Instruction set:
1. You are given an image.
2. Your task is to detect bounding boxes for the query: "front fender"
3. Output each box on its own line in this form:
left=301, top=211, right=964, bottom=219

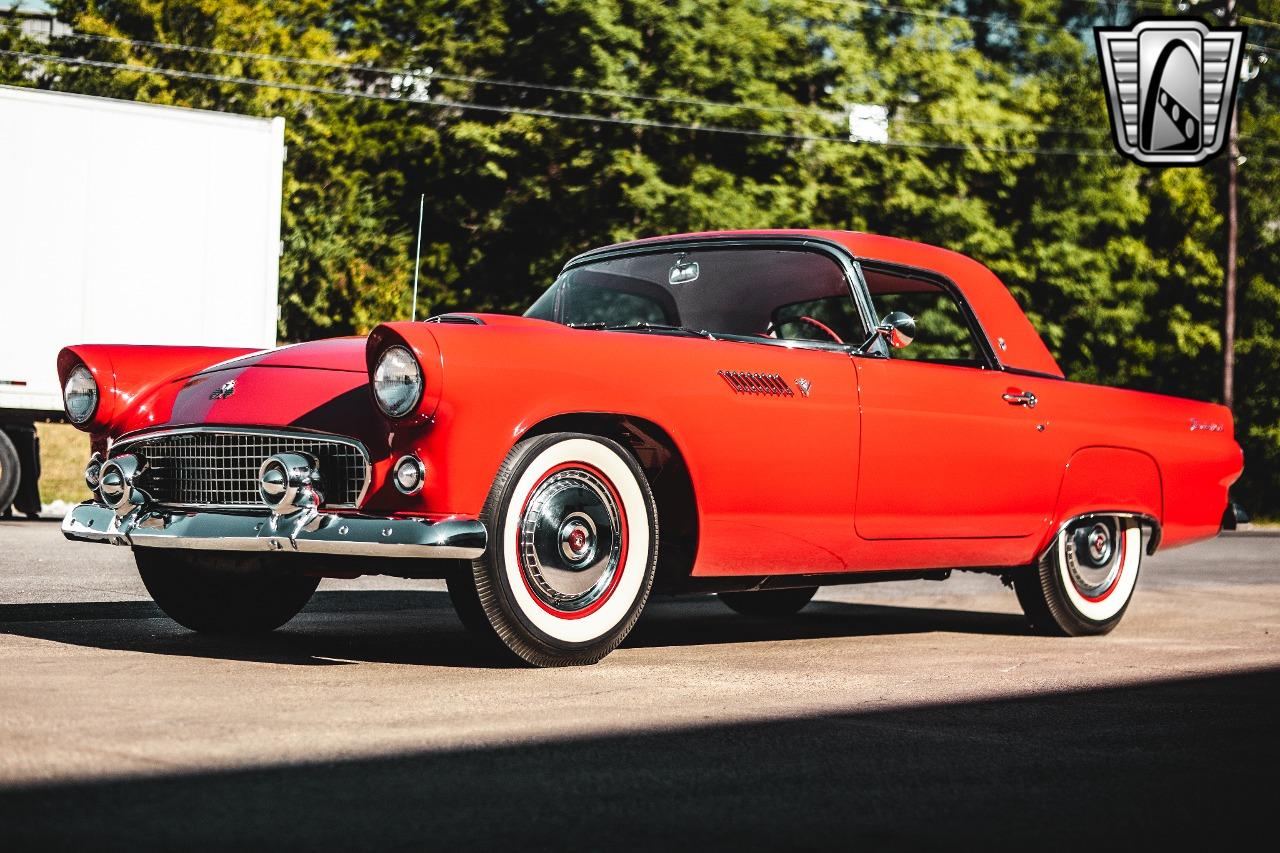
left=58, top=344, right=258, bottom=437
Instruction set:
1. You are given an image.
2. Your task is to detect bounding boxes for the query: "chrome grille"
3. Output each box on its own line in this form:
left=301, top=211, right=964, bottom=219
left=114, top=429, right=369, bottom=509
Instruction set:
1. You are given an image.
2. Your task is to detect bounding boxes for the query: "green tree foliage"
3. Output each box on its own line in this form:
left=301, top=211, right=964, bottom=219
left=1, top=0, right=1276, bottom=513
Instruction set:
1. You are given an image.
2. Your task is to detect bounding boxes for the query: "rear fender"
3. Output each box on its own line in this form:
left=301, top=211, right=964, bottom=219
left=1043, top=446, right=1163, bottom=555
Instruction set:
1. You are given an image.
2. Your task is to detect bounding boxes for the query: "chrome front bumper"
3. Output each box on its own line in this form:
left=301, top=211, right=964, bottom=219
left=61, top=501, right=487, bottom=560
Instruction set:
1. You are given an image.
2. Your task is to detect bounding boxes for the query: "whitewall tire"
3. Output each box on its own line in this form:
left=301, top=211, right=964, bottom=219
left=1015, top=516, right=1143, bottom=636
left=455, top=432, right=659, bottom=667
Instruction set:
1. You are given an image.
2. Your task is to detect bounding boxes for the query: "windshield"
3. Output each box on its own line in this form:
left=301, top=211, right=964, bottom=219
left=525, top=247, right=866, bottom=347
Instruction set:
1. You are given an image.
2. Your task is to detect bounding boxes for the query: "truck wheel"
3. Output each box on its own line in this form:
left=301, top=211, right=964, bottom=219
left=135, top=549, right=320, bottom=634
left=454, top=432, right=659, bottom=667
left=0, top=430, right=20, bottom=516
left=719, top=586, right=817, bottom=618
left=1014, top=516, right=1143, bottom=636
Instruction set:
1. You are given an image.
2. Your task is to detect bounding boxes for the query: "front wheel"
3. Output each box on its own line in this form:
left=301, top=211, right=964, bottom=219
left=452, top=432, right=659, bottom=667
left=135, top=549, right=320, bottom=634
left=1014, top=516, right=1143, bottom=636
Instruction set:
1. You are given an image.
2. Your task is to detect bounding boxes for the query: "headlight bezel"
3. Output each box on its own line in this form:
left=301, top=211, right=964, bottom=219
left=63, top=364, right=99, bottom=425
left=372, top=345, right=424, bottom=419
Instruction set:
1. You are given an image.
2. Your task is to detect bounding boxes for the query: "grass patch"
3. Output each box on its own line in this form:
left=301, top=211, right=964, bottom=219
left=36, top=421, right=90, bottom=505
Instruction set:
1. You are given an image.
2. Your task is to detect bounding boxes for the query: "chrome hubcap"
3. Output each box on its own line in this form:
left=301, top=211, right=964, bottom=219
left=557, top=512, right=597, bottom=565
left=518, top=468, right=622, bottom=612
left=1066, top=519, right=1122, bottom=598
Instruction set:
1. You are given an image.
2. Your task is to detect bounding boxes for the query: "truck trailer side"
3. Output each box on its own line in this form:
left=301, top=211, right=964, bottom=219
left=0, top=85, right=284, bottom=515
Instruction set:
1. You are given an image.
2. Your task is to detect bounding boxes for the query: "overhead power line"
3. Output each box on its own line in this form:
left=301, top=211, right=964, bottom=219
left=820, top=0, right=1279, bottom=35
left=0, top=19, right=1108, bottom=136
left=1241, top=15, right=1280, bottom=32
left=0, top=47, right=1120, bottom=157
left=813, top=0, right=1066, bottom=33
left=4, top=5, right=1268, bottom=151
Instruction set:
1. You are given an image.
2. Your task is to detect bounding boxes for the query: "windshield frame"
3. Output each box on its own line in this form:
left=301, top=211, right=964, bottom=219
left=548, top=235, right=879, bottom=354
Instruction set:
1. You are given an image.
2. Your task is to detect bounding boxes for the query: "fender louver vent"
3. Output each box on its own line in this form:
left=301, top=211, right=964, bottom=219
left=718, top=370, right=794, bottom=396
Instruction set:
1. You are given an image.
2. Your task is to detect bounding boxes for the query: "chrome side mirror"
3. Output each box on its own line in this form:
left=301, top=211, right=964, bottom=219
left=860, top=311, right=916, bottom=351
left=880, top=311, right=916, bottom=349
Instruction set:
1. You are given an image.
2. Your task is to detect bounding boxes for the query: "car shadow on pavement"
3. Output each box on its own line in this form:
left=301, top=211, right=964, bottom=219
left=0, top=590, right=1029, bottom=668
left=630, top=595, right=1028, bottom=649
left=1, top=666, right=1275, bottom=850
left=0, top=591, right=507, bottom=669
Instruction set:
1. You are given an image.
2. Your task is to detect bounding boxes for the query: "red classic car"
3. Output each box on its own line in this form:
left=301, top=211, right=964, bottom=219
left=58, top=230, right=1243, bottom=666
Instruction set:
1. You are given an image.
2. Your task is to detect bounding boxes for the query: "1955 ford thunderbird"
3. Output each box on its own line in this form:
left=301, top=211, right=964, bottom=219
left=58, top=230, right=1244, bottom=666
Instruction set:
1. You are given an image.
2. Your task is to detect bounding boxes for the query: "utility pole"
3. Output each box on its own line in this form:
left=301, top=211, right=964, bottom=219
left=1223, top=0, right=1239, bottom=410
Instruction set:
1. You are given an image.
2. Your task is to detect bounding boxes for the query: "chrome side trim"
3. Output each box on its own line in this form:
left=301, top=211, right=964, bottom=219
left=62, top=502, right=486, bottom=560
left=111, top=426, right=373, bottom=510
left=1043, top=511, right=1162, bottom=560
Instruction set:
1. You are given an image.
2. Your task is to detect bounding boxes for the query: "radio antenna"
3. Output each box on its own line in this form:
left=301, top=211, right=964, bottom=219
left=411, top=193, right=425, bottom=321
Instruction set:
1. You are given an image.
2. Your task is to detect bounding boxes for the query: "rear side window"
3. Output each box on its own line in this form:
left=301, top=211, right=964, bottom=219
left=864, top=267, right=988, bottom=367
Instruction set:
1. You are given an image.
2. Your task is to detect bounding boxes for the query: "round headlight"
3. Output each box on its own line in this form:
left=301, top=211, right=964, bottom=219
left=373, top=346, right=422, bottom=418
left=63, top=365, right=99, bottom=424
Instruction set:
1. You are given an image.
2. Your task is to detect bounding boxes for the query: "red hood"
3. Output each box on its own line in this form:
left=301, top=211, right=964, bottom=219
left=58, top=338, right=379, bottom=443
left=135, top=338, right=378, bottom=441
left=195, top=337, right=368, bottom=375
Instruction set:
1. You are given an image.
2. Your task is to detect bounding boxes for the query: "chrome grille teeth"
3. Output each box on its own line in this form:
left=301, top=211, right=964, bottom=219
left=717, top=370, right=794, bottom=397
left=110, top=429, right=368, bottom=508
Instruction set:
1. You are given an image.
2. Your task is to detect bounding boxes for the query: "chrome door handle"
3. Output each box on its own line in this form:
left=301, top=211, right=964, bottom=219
left=1002, top=390, right=1037, bottom=408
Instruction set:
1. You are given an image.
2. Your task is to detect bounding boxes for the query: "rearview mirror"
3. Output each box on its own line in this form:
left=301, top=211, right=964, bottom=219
left=860, top=311, right=916, bottom=352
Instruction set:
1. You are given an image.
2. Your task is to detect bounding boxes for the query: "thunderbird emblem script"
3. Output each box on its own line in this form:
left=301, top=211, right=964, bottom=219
left=1095, top=19, right=1245, bottom=165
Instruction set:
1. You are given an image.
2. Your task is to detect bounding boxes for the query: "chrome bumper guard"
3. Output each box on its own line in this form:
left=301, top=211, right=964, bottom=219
left=61, top=501, right=487, bottom=560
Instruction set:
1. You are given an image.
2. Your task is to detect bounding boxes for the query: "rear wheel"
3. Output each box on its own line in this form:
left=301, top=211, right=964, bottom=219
left=719, top=586, right=817, bottom=618
left=450, top=432, right=659, bottom=667
left=1014, top=516, right=1143, bottom=636
left=135, top=549, right=320, bottom=634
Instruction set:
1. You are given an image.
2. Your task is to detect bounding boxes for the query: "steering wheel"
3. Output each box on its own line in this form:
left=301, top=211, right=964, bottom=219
left=762, top=313, right=844, bottom=343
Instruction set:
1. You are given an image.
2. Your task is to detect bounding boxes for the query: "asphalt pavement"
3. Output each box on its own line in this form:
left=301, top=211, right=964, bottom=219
left=0, top=519, right=1276, bottom=850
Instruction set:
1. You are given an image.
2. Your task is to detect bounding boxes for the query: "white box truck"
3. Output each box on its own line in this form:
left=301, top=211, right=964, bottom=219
left=0, top=85, right=284, bottom=516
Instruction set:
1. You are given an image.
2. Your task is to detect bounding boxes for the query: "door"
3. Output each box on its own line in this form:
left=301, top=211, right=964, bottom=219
left=853, top=266, right=1061, bottom=540
left=541, top=240, right=869, bottom=574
